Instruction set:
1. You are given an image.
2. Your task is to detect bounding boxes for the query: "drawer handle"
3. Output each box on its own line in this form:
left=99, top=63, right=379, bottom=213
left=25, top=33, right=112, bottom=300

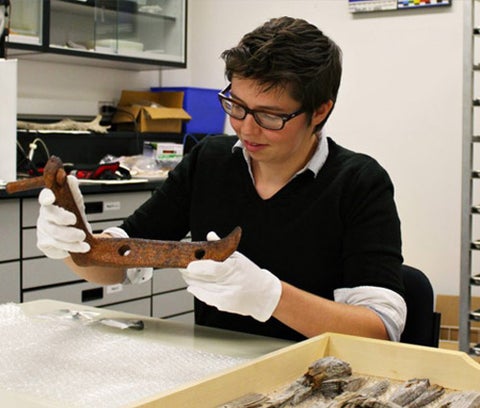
left=85, top=202, right=103, bottom=214
left=82, top=287, right=103, bottom=302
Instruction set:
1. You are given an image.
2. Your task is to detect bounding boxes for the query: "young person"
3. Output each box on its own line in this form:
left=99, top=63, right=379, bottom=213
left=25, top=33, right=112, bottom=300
left=36, top=16, right=406, bottom=342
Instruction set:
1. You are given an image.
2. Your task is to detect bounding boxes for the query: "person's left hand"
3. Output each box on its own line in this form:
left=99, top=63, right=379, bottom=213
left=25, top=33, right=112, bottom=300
left=181, top=232, right=282, bottom=322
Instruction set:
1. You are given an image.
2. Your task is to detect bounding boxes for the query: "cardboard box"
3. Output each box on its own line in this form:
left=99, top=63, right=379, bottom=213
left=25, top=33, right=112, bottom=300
left=112, top=90, right=191, bottom=133
left=436, top=294, right=480, bottom=342
left=151, top=87, right=226, bottom=134
left=133, top=333, right=480, bottom=407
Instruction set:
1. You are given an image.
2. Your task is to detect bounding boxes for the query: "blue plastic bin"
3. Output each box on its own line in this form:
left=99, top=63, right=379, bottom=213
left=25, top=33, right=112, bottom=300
left=151, top=87, right=226, bottom=134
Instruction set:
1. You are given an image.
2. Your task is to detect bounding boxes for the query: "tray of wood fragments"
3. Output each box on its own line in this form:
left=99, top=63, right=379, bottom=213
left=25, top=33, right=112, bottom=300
left=131, top=333, right=480, bottom=408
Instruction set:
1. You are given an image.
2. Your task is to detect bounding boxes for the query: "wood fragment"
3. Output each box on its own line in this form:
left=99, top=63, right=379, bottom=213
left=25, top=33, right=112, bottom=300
left=264, top=378, right=312, bottom=407
left=17, top=115, right=110, bottom=134
left=326, top=379, right=391, bottom=408
left=320, top=377, right=367, bottom=398
left=306, top=356, right=353, bottom=389
left=405, top=383, right=445, bottom=408
left=216, top=357, right=480, bottom=408
left=438, top=391, right=480, bottom=408
left=389, top=379, right=430, bottom=406
left=347, top=396, right=401, bottom=408
left=360, top=380, right=391, bottom=398
left=217, top=392, right=269, bottom=408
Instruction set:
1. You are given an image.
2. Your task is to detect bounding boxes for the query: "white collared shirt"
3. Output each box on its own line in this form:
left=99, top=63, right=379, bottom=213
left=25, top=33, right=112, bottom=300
left=233, top=130, right=329, bottom=182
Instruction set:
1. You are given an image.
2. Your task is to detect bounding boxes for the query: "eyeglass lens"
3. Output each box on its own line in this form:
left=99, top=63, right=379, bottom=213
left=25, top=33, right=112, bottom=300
left=220, top=98, right=285, bottom=130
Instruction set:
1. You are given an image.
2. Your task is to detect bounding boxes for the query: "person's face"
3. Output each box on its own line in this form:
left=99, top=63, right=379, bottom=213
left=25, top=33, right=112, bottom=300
left=228, top=77, right=332, bottom=168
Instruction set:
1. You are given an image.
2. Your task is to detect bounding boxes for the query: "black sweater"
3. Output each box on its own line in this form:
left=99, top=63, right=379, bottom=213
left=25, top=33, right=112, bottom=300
left=121, top=136, right=404, bottom=341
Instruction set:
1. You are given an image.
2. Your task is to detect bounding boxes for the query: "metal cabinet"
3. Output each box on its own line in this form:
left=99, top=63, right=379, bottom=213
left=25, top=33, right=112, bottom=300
left=20, top=190, right=154, bottom=313
left=8, top=0, right=187, bottom=70
left=23, top=279, right=151, bottom=306
left=22, top=191, right=152, bottom=227
left=105, top=297, right=151, bottom=316
left=152, top=268, right=194, bottom=323
left=0, top=199, right=20, bottom=262
left=0, top=200, right=21, bottom=304
left=0, top=185, right=195, bottom=320
left=0, top=262, right=20, bottom=303
left=461, top=0, right=480, bottom=357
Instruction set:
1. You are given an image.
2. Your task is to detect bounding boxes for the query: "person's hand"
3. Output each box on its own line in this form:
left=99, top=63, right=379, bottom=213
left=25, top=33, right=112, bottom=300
left=36, top=175, right=91, bottom=259
left=182, top=232, right=282, bottom=322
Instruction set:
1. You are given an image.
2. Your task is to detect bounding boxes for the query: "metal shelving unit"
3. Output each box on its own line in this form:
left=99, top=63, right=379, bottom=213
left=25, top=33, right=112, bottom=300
left=460, top=0, right=480, bottom=356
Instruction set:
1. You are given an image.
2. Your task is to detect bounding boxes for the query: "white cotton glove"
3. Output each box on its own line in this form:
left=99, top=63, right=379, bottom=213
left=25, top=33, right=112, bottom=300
left=182, top=232, right=282, bottom=322
left=36, top=175, right=91, bottom=259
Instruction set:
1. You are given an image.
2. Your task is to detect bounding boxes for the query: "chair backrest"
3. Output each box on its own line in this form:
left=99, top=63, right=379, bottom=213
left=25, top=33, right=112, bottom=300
left=399, top=264, right=441, bottom=347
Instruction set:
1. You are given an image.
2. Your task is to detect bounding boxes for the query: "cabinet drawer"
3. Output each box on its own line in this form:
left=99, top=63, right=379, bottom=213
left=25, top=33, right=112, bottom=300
left=102, top=298, right=151, bottom=316
left=23, top=280, right=151, bottom=306
left=22, top=191, right=151, bottom=227
left=22, top=258, right=80, bottom=288
left=167, top=312, right=195, bottom=324
left=152, top=268, right=186, bottom=294
left=22, top=220, right=128, bottom=259
left=152, top=289, right=194, bottom=318
left=0, top=199, right=20, bottom=261
left=0, top=261, right=20, bottom=303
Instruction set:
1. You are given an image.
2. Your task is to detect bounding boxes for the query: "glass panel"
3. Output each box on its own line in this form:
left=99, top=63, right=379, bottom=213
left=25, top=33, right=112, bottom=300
left=135, top=0, right=186, bottom=63
left=94, top=0, right=136, bottom=56
left=9, top=0, right=43, bottom=45
left=49, top=0, right=96, bottom=51
left=48, top=0, right=185, bottom=63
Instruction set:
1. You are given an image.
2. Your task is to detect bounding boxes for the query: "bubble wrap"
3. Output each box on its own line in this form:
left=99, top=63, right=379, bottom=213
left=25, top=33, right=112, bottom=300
left=0, top=304, right=249, bottom=407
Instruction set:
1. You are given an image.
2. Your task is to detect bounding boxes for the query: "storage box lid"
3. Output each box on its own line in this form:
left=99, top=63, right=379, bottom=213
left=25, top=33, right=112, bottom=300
left=113, top=90, right=191, bottom=124
left=144, top=106, right=191, bottom=120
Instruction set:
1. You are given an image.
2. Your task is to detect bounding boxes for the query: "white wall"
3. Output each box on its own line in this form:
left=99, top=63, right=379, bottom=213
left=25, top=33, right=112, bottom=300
left=162, top=0, right=464, bottom=298
left=17, top=60, right=160, bottom=117
left=17, top=1, right=466, bottom=298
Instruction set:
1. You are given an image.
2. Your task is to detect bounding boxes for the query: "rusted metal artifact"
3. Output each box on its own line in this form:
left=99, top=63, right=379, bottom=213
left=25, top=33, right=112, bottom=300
left=6, top=156, right=241, bottom=269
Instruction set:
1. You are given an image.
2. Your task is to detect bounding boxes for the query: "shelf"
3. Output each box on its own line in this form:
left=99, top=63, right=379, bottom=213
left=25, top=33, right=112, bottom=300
left=470, top=240, right=480, bottom=249
left=8, top=34, right=41, bottom=46
left=470, top=309, right=480, bottom=321
left=53, top=0, right=177, bottom=21
left=7, top=47, right=178, bottom=71
left=7, top=0, right=186, bottom=69
left=472, top=204, right=480, bottom=213
left=472, top=343, right=480, bottom=356
left=56, top=0, right=136, bottom=14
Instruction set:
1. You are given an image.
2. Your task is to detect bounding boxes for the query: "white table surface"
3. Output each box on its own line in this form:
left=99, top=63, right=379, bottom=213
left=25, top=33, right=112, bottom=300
left=1, top=299, right=293, bottom=407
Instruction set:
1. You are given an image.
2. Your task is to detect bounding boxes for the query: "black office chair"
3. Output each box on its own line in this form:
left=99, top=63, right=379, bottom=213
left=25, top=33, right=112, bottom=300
left=399, top=264, right=441, bottom=347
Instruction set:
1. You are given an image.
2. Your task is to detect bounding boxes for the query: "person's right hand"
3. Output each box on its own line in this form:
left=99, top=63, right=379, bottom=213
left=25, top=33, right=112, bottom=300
left=36, top=175, right=91, bottom=259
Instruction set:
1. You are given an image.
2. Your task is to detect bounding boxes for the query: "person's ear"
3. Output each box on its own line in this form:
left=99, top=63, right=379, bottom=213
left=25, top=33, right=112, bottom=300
left=312, top=100, right=334, bottom=127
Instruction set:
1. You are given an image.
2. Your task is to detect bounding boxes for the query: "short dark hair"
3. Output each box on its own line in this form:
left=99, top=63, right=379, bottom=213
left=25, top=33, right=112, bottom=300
left=221, top=16, right=342, bottom=130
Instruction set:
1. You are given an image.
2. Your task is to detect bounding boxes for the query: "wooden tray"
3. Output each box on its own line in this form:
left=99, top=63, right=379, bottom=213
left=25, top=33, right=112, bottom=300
left=131, top=332, right=480, bottom=407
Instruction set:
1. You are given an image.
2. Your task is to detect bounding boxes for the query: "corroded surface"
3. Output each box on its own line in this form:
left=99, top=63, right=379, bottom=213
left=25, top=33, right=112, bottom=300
left=6, top=156, right=242, bottom=268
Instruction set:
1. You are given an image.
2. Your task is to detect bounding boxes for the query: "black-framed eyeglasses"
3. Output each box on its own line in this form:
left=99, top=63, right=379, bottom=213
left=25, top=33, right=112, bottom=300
left=217, top=84, right=305, bottom=131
